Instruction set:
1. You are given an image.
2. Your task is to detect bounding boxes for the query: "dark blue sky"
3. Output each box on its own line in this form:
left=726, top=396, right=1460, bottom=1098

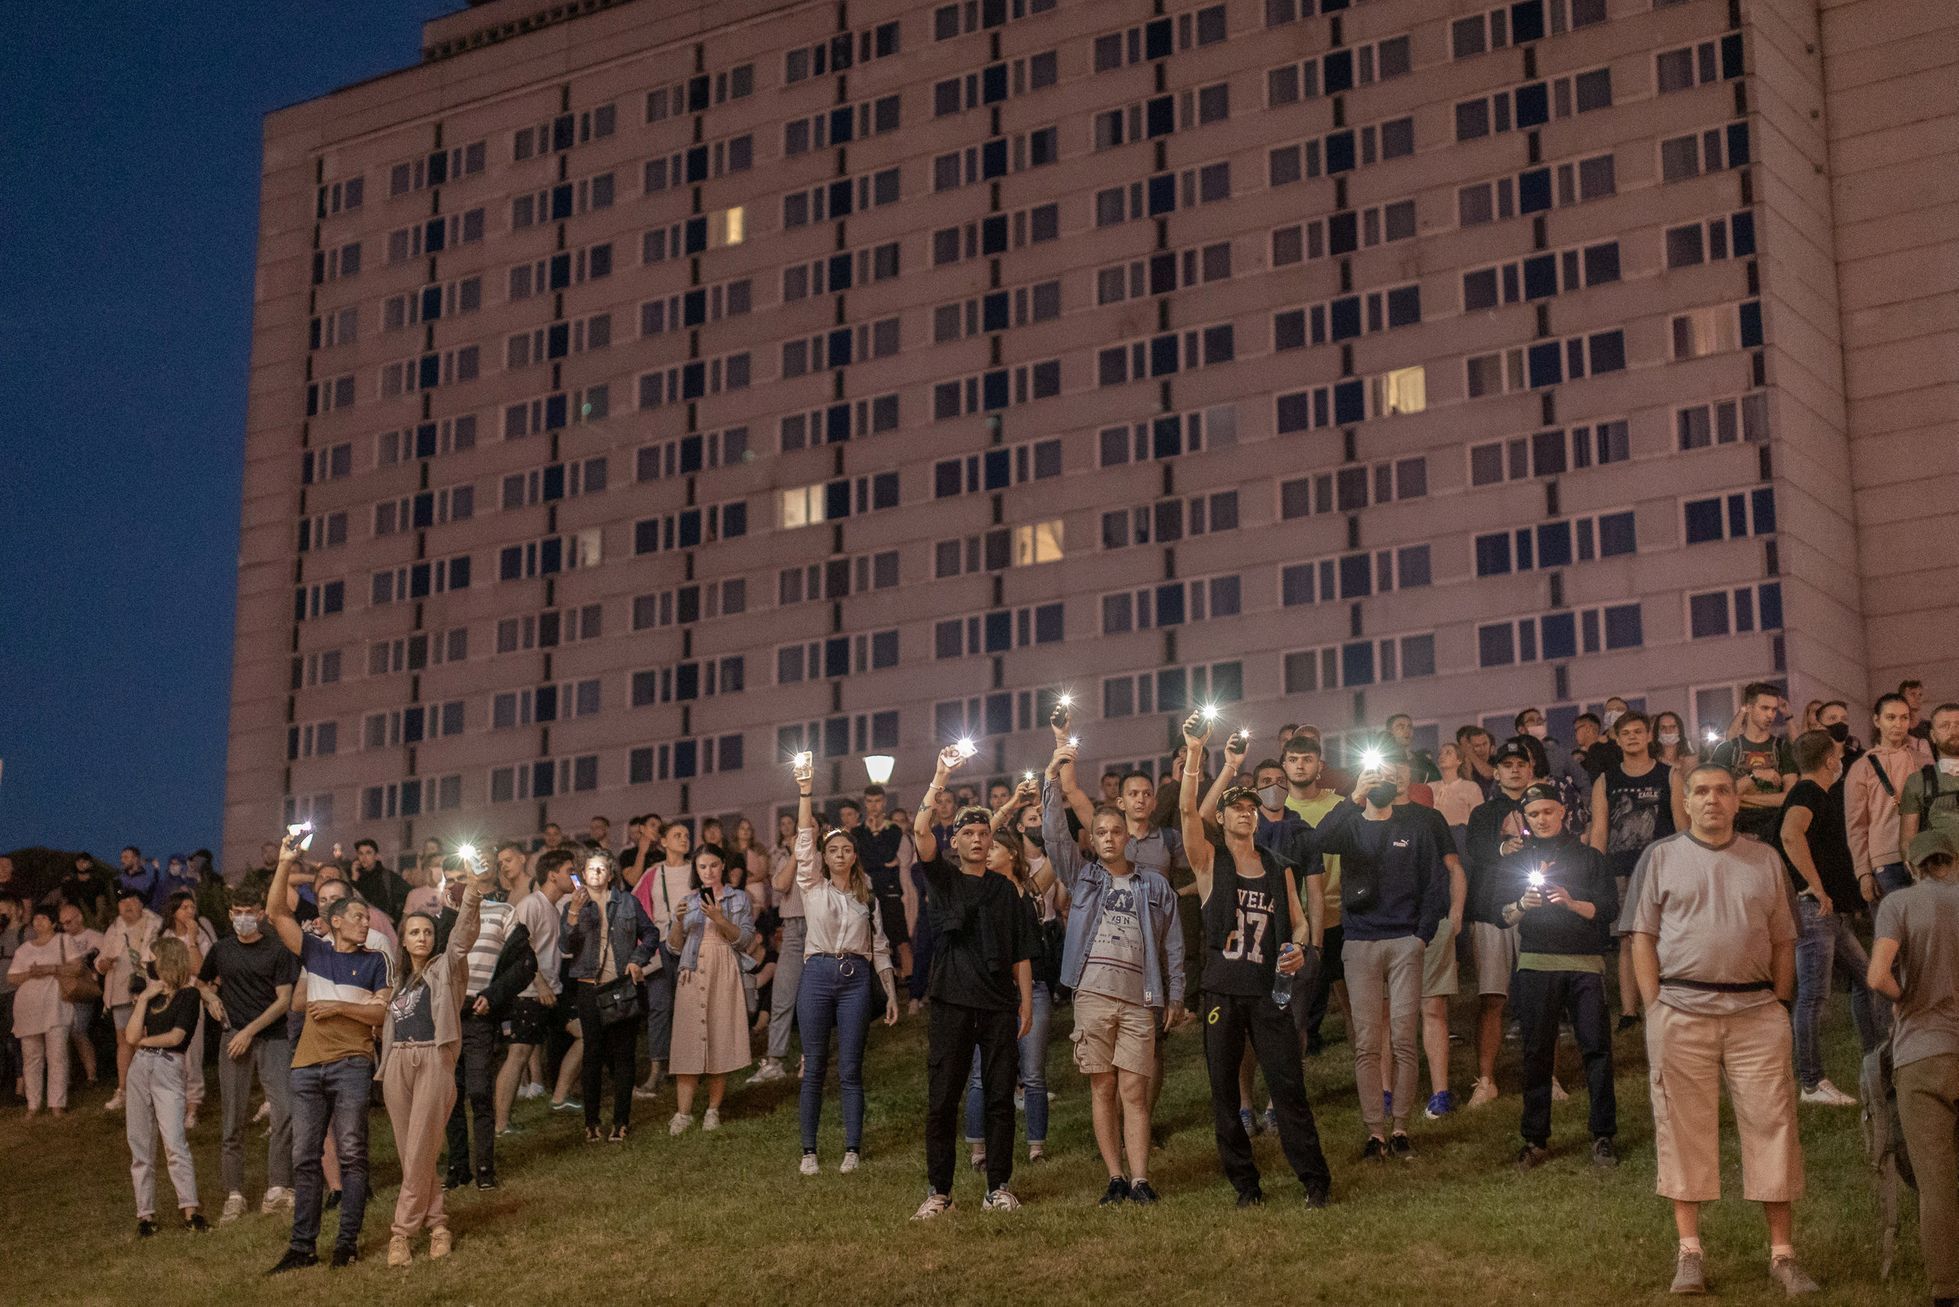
left=0, top=2, right=455, bottom=862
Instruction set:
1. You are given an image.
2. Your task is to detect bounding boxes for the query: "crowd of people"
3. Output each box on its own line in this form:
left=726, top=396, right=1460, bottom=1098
left=3, top=678, right=1957, bottom=1304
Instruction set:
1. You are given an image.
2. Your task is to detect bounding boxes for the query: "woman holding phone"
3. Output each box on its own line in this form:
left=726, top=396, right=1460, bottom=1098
left=375, top=857, right=488, bottom=1267
left=666, top=844, right=755, bottom=1134
left=562, top=851, right=658, bottom=1142
left=791, top=755, right=901, bottom=1174
left=122, top=935, right=206, bottom=1235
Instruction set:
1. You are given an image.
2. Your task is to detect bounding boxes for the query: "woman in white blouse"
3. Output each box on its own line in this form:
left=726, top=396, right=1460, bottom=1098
left=791, top=756, right=900, bottom=1174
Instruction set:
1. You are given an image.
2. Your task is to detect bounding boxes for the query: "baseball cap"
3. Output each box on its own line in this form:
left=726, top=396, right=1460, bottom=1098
left=1493, top=739, right=1534, bottom=766
left=1521, top=782, right=1563, bottom=806
left=1219, top=785, right=1262, bottom=810
left=1909, top=828, right=1956, bottom=866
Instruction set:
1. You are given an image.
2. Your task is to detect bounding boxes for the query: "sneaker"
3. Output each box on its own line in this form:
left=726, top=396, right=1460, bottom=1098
left=1235, top=1188, right=1264, bottom=1208
left=632, top=1085, right=662, bottom=1100
left=183, top=1110, right=199, bottom=1130
left=1098, top=1177, right=1130, bottom=1206
left=1388, top=1132, right=1414, bottom=1161
left=136, top=1219, right=157, bottom=1239
left=1027, top=1142, right=1045, bottom=1163
left=443, top=1171, right=469, bottom=1191
left=970, top=1145, right=987, bottom=1171
left=1128, top=1179, right=1161, bottom=1206
left=266, top=1249, right=318, bottom=1275
left=1592, top=1137, right=1620, bottom=1169
left=260, top=1187, right=293, bottom=1214
left=1616, top=1013, right=1641, bottom=1033
left=1260, top=1106, right=1278, bottom=1134
left=1670, top=1247, right=1707, bottom=1295
left=1303, top=1183, right=1330, bottom=1209
left=668, top=1113, right=693, bottom=1136
left=552, top=1098, right=583, bottom=1113
left=749, top=1059, right=787, bottom=1085
left=910, top=1192, right=954, bottom=1221
left=1515, top=1143, right=1549, bottom=1173
left=104, top=1091, right=125, bottom=1112
left=1238, top=1107, right=1257, bottom=1137
left=982, top=1186, right=1021, bottom=1212
left=1466, top=1078, right=1499, bottom=1110
left=839, top=1151, right=860, bottom=1173
left=495, top=1123, right=524, bottom=1137
left=253, top=1100, right=270, bottom=1123
left=329, top=1246, right=358, bottom=1269
left=184, top=1211, right=210, bottom=1232
left=518, top=1082, right=546, bottom=1100
left=1799, top=1079, right=1856, bottom=1108
left=702, top=1108, right=721, bottom=1131
left=221, top=1192, right=247, bottom=1224
left=1424, top=1090, right=1456, bottom=1120
left=1014, top=1087, right=1026, bottom=1112
left=428, top=1227, right=452, bottom=1259
left=800, top=1153, right=820, bottom=1177
left=1550, top=1078, right=1569, bottom=1102
left=475, top=1171, right=498, bottom=1190
left=324, top=1189, right=342, bottom=1210
left=388, top=1235, right=411, bottom=1268
left=1767, top=1254, right=1819, bottom=1296
left=1362, top=1136, right=1389, bottom=1164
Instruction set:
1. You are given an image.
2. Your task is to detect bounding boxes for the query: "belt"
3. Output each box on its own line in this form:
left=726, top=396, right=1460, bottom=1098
left=809, top=950, right=870, bottom=962
left=1660, top=976, right=1773, bottom=993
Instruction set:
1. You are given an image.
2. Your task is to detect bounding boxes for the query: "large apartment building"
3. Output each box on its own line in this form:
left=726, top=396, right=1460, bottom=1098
left=223, top=0, right=1956, bottom=866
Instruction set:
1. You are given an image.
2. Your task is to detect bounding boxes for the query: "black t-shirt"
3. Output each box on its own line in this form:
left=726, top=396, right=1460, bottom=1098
left=388, top=975, right=438, bottom=1043
left=198, top=934, right=301, bottom=1041
left=1775, top=778, right=1857, bottom=905
left=1711, top=733, right=1796, bottom=841
left=918, top=856, right=1036, bottom=1011
left=142, top=988, right=203, bottom=1044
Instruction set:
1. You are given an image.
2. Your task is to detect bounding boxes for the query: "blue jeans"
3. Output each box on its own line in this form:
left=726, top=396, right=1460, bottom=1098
left=288, top=1055, right=373, bottom=1255
left=1792, top=895, right=1885, bottom=1089
left=1875, top=861, right=1912, bottom=896
left=965, top=981, right=1050, bottom=1145
left=796, top=954, right=874, bottom=1152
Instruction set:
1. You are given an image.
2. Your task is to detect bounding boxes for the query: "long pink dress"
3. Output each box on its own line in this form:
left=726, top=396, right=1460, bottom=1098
left=670, top=922, right=751, bottom=1077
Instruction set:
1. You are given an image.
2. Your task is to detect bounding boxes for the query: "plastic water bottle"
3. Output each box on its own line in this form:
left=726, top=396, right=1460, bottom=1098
left=1272, top=943, right=1298, bottom=1009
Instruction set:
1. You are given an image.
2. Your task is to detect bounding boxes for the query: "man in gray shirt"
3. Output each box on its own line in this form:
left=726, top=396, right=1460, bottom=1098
left=1622, top=762, right=1814, bottom=1297
left=1868, top=828, right=1959, bottom=1305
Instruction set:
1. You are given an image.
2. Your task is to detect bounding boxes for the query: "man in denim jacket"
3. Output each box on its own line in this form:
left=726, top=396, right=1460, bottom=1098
left=1043, top=746, right=1185, bottom=1205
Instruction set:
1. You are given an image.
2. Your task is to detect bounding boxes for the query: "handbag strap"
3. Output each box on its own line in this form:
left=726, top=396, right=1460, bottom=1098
left=595, top=892, right=613, bottom=979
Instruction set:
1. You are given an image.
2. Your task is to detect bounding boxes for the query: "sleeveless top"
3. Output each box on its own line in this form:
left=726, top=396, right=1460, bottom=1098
left=1602, top=760, right=1674, bottom=878
left=1202, top=843, right=1293, bottom=997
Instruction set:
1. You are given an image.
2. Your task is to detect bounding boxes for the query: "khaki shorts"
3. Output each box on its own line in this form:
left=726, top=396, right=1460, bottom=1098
left=1071, top=990, right=1158, bottom=1077
left=1422, top=917, right=1461, bottom=998
left=1469, top=921, right=1520, bottom=996
left=1647, top=1001, right=1803, bottom=1203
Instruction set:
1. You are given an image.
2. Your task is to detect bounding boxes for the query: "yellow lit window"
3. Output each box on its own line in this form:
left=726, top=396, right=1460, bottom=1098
left=1013, top=520, right=1064, bottom=566
left=780, top=483, right=824, bottom=529
left=709, top=205, right=745, bottom=248
left=1372, top=365, right=1426, bottom=415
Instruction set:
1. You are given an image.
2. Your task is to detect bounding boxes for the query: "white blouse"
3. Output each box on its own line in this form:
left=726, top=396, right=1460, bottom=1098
left=794, top=828, right=894, bottom=975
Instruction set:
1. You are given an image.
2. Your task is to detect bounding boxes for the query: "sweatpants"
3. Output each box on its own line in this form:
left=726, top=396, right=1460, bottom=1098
left=925, top=1000, right=1016, bottom=1196
left=1202, top=989, right=1331, bottom=1198
left=1344, top=934, right=1424, bottom=1133
left=126, top=1049, right=198, bottom=1219
left=383, top=1042, right=458, bottom=1239
left=766, top=918, right=806, bottom=1061
left=218, top=1035, right=293, bottom=1196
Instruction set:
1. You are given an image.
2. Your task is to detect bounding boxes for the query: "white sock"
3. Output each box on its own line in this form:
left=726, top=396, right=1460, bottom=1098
left=1770, top=1244, right=1795, bottom=1261
left=1678, top=1237, right=1703, bottom=1255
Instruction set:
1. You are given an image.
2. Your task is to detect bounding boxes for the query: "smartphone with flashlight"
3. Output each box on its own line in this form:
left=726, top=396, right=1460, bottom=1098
left=286, top=821, right=315, bottom=852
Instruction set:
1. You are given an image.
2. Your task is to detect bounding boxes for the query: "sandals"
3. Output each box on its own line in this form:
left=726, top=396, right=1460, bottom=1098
left=584, top=1125, right=603, bottom=1144
left=608, top=1124, right=630, bottom=1144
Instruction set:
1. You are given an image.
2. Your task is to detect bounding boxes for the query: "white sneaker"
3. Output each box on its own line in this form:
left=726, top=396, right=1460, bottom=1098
left=518, top=1082, right=546, bottom=1100
left=910, top=1192, right=953, bottom=1221
left=982, top=1186, right=1022, bottom=1212
left=253, top=1100, right=269, bottom=1123
left=1550, top=1079, right=1569, bottom=1103
left=104, top=1092, right=125, bottom=1113
left=749, top=1059, right=787, bottom=1085
left=669, top=1113, right=694, bottom=1136
left=220, top=1192, right=247, bottom=1224
left=799, top=1153, right=820, bottom=1176
left=184, top=1108, right=199, bottom=1129
left=1465, top=1078, right=1499, bottom=1110
left=260, top=1187, right=293, bottom=1214
left=703, top=1108, right=721, bottom=1131
left=1800, top=1078, right=1857, bottom=1107
left=840, top=1150, right=860, bottom=1174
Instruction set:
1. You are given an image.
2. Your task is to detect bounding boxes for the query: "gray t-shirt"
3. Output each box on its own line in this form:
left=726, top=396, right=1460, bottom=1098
left=1077, top=878, right=1147, bottom=1005
left=1620, top=831, right=1796, bottom=1015
left=1875, top=878, right=1959, bottom=1067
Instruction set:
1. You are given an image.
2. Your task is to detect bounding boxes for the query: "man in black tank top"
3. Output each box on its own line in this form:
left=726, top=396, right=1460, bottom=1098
left=1584, top=711, right=1681, bottom=1031
left=1180, top=714, right=1332, bottom=1208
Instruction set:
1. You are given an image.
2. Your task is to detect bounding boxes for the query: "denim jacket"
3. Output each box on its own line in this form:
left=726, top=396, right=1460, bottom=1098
left=672, top=886, right=755, bottom=973
left=561, top=890, right=659, bottom=982
left=1041, top=781, right=1185, bottom=1008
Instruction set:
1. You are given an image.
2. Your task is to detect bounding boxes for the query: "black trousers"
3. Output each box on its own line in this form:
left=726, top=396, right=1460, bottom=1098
left=1513, top=967, right=1616, bottom=1146
left=445, top=1012, right=499, bottom=1179
left=575, top=982, right=639, bottom=1130
left=1304, top=925, right=1344, bottom=1043
left=1203, top=990, right=1332, bottom=1198
left=925, top=1000, right=1017, bottom=1196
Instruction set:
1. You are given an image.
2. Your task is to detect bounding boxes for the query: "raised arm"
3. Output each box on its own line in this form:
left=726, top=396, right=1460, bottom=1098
left=1586, top=775, right=1608, bottom=853
left=793, top=758, right=823, bottom=891
left=1197, top=730, right=1249, bottom=823
left=1178, top=713, right=1216, bottom=901
left=442, top=865, right=490, bottom=965
left=1041, top=764, right=1085, bottom=892
left=912, top=745, right=965, bottom=863
left=267, top=833, right=307, bottom=956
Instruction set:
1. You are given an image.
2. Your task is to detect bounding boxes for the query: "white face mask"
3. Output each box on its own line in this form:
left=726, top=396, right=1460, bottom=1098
left=231, top=914, right=260, bottom=937
left=1603, top=709, right=1623, bottom=729
left=1657, top=731, right=1682, bottom=747
left=1525, top=723, right=1549, bottom=740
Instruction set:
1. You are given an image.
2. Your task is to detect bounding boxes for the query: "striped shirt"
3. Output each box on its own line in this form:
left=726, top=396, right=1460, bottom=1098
left=293, top=932, right=390, bottom=1068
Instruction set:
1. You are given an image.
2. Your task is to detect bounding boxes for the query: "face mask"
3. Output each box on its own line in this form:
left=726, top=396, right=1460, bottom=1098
left=1257, top=783, right=1287, bottom=810
left=1657, top=731, right=1682, bottom=747
left=1603, top=710, right=1623, bottom=729
left=231, top=914, right=259, bottom=937
left=1022, top=830, right=1045, bottom=851
left=1525, top=723, right=1549, bottom=740
left=1825, top=722, right=1849, bottom=743
left=1365, top=783, right=1400, bottom=809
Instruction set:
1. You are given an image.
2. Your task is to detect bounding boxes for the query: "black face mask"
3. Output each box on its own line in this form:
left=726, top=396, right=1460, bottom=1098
left=1825, top=722, right=1850, bottom=743
left=1021, top=830, right=1045, bottom=851
left=1365, top=783, right=1399, bottom=809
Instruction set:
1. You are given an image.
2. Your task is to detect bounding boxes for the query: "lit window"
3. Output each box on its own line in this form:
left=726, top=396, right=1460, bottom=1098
left=1013, top=520, right=1064, bottom=566
left=1371, top=365, right=1425, bottom=415
left=709, top=206, right=745, bottom=248
left=780, top=484, right=825, bottom=529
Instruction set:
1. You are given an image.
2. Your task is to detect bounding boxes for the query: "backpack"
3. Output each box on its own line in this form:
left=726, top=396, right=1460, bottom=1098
left=1858, top=1038, right=1916, bottom=1282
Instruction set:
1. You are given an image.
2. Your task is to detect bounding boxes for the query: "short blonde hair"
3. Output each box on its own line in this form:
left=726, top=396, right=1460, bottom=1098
left=152, top=935, right=193, bottom=991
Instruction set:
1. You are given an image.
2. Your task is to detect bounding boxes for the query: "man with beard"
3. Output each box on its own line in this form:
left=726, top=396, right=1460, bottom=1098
left=1898, top=703, right=1959, bottom=884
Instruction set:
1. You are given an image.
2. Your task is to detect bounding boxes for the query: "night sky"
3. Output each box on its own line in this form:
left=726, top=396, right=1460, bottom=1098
left=0, top=3, right=455, bottom=863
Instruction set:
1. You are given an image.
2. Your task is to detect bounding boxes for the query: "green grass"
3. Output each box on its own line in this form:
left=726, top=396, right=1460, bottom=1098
left=4, top=998, right=1923, bottom=1307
